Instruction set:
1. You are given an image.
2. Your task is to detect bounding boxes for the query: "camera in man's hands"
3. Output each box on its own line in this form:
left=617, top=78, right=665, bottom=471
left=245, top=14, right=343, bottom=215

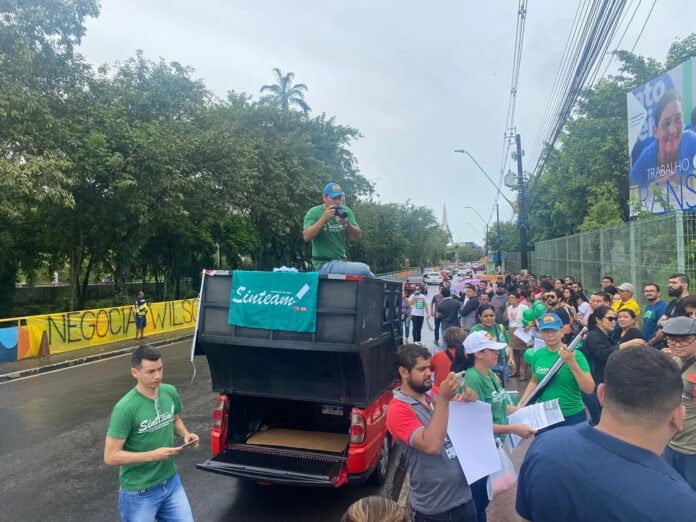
left=333, top=205, right=349, bottom=219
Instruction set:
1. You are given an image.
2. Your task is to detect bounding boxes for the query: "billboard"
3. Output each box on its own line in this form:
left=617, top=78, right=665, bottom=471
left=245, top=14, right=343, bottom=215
left=628, top=57, right=696, bottom=215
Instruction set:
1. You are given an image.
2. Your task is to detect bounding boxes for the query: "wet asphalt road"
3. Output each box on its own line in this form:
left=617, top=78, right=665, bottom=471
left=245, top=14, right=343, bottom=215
left=0, top=282, right=526, bottom=521
left=0, top=340, right=389, bottom=522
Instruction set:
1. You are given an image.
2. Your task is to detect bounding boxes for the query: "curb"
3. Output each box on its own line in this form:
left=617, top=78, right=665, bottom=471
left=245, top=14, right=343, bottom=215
left=0, top=334, right=193, bottom=383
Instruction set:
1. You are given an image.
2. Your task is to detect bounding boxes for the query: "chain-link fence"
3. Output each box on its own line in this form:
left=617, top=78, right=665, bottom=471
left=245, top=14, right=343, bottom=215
left=506, top=211, right=690, bottom=293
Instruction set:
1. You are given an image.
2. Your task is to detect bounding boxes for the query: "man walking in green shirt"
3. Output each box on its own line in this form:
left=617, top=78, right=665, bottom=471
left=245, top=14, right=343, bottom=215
left=104, top=345, right=199, bottom=522
left=303, top=182, right=372, bottom=276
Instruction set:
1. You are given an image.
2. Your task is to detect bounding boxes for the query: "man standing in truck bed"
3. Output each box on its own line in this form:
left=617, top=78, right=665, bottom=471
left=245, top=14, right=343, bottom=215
left=303, top=182, right=372, bottom=276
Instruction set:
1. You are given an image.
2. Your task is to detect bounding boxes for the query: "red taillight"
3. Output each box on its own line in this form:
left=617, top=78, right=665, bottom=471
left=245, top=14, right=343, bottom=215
left=345, top=275, right=365, bottom=281
left=213, top=395, right=228, bottom=428
left=350, top=409, right=366, bottom=444
left=211, top=394, right=229, bottom=455
left=213, top=408, right=223, bottom=429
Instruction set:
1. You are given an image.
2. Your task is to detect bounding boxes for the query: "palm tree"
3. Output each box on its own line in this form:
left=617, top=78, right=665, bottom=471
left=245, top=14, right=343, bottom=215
left=260, top=68, right=311, bottom=113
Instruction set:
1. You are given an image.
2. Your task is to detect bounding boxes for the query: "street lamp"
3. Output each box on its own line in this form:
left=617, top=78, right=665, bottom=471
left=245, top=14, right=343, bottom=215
left=463, top=206, right=489, bottom=257
left=455, top=149, right=512, bottom=271
left=467, top=222, right=486, bottom=244
left=454, top=149, right=518, bottom=212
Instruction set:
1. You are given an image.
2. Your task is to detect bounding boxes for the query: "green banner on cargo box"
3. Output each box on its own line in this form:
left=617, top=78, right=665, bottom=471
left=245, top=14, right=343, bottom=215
left=228, top=271, right=320, bottom=333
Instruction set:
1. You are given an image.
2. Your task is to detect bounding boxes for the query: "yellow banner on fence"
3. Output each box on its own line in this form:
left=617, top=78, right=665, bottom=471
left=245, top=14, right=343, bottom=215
left=24, top=298, right=198, bottom=357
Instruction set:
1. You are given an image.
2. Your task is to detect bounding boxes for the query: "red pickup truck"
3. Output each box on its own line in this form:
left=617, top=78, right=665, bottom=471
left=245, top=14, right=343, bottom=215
left=192, top=271, right=402, bottom=487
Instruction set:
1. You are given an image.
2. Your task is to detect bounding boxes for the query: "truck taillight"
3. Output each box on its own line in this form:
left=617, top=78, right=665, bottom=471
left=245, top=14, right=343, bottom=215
left=213, top=395, right=228, bottom=429
left=211, top=394, right=229, bottom=455
left=350, top=409, right=366, bottom=444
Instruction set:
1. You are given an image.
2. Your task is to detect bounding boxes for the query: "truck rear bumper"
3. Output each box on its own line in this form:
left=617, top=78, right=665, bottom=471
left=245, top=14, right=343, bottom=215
left=196, top=444, right=347, bottom=487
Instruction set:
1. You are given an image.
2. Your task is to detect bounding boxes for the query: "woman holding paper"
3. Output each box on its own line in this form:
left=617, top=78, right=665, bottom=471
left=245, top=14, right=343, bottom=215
left=463, top=331, right=536, bottom=522
left=519, top=313, right=595, bottom=434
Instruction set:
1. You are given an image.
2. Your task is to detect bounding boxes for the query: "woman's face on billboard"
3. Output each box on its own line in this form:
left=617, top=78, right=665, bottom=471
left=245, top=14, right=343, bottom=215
left=655, top=99, right=684, bottom=157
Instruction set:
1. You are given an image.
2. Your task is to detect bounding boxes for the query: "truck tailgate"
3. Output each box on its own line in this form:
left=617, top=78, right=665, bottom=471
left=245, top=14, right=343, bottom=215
left=196, top=444, right=346, bottom=486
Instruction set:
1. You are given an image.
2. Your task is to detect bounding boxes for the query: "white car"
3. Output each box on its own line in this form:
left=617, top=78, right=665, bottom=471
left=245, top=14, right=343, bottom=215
left=423, top=271, right=444, bottom=285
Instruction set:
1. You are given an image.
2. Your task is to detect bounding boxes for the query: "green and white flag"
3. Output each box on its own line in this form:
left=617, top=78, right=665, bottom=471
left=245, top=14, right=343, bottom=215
left=228, top=271, right=320, bottom=333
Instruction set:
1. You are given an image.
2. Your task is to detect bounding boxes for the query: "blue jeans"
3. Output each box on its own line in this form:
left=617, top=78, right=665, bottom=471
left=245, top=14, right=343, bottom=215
left=402, top=315, right=411, bottom=339
left=118, top=473, right=193, bottom=522
left=664, top=446, right=696, bottom=490
left=318, top=260, right=373, bottom=277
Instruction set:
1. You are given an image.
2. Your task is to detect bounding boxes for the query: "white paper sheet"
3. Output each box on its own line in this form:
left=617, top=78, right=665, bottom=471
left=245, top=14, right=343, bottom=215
left=447, top=400, right=501, bottom=483
left=506, top=399, right=565, bottom=449
left=513, top=327, right=532, bottom=344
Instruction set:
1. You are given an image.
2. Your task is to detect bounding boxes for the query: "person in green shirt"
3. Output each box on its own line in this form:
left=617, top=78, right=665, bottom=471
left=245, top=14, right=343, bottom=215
left=302, top=182, right=372, bottom=276
left=104, top=345, right=198, bottom=522
left=463, top=330, right=536, bottom=522
left=469, top=304, right=515, bottom=386
left=520, top=312, right=595, bottom=435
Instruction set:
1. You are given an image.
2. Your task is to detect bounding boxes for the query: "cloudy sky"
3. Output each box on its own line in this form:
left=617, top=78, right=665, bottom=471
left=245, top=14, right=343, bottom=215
left=79, top=0, right=693, bottom=244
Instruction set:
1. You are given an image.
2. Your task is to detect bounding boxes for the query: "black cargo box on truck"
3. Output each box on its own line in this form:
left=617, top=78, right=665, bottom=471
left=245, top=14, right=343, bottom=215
left=193, top=270, right=403, bottom=487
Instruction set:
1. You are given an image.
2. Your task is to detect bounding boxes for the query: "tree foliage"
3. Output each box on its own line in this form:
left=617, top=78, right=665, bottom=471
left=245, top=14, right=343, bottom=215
left=0, top=2, right=444, bottom=316
left=260, top=68, right=311, bottom=113
left=526, top=34, right=696, bottom=243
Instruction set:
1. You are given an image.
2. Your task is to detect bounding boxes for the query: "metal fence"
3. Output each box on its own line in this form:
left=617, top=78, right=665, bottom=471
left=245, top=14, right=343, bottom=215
left=506, top=211, right=691, bottom=293
left=504, top=252, right=521, bottom=274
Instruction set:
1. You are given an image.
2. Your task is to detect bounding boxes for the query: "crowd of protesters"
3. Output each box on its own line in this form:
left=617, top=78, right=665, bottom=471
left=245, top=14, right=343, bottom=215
left=388, top=270, right=696, bottom=521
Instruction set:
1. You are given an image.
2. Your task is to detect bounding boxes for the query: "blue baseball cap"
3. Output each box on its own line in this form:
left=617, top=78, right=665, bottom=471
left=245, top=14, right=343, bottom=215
left=323, top=182, right=344, bottom=198
left=538, top=312, right=563, bottom=331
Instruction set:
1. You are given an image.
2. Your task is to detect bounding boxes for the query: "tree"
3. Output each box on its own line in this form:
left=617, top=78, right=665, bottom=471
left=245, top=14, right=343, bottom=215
left=0, top=0, right=99, bottom=314
left=0, top=1, right=464, bottom=317
left=526, top=33, right=696, bottom=243
left=485, top=222, right=519, bottom=254
left=260, top=68, right=311, bottom=113
left=452, top=244, right=484, bottom=262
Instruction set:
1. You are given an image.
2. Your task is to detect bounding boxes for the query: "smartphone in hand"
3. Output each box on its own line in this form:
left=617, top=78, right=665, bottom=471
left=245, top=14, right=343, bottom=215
left=179, top=440, right=197, bottom=449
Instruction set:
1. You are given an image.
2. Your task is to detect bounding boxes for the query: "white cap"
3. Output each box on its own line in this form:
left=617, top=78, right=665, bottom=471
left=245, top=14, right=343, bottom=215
left=463, top=331, right=508, bottom=354
left=617, top=283, right=635, bottom=293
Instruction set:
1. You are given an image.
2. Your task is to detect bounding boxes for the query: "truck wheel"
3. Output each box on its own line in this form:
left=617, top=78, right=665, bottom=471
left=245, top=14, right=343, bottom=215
left=368, top=435, right=390, bottom=486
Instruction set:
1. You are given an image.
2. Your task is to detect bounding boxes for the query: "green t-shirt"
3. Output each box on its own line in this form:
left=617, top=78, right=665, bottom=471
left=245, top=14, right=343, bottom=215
left=303, top=204, right=359, bottom=269
left=465, top=367, right=510, bottom=439
left=107, top=383, right=182, bottom=490
left=526, top=346, right=590, bottom=416
left=469, top=323, right=510, bottom=365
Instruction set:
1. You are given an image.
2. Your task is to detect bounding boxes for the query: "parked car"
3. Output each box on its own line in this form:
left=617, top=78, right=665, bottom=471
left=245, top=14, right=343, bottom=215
left=423, top=271, right=444, bottom=285
left=193, top=271, right=402, bottom=488
left=404, top=276, right=427, bottom=295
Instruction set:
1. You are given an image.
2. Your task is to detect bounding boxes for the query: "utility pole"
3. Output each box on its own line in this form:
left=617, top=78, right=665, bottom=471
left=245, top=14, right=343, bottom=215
left=515, top=133, right=529, bottom=270
left=496, top=203, right=501, bottom=272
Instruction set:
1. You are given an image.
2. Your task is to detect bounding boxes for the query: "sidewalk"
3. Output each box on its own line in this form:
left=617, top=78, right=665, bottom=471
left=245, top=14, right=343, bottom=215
left=0, top=328, right=194, bottom=383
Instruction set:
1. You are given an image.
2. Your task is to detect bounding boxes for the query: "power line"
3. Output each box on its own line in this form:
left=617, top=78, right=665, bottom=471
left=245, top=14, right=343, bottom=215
left=530, top=0, right=592, bottom=163
left=629, top=0, right=657, bottom=54
left=593, top=0, right=642, bottom=83
left=489, top=0, right=528, bottom=226
left=528, top=0, right=630, bottom=197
